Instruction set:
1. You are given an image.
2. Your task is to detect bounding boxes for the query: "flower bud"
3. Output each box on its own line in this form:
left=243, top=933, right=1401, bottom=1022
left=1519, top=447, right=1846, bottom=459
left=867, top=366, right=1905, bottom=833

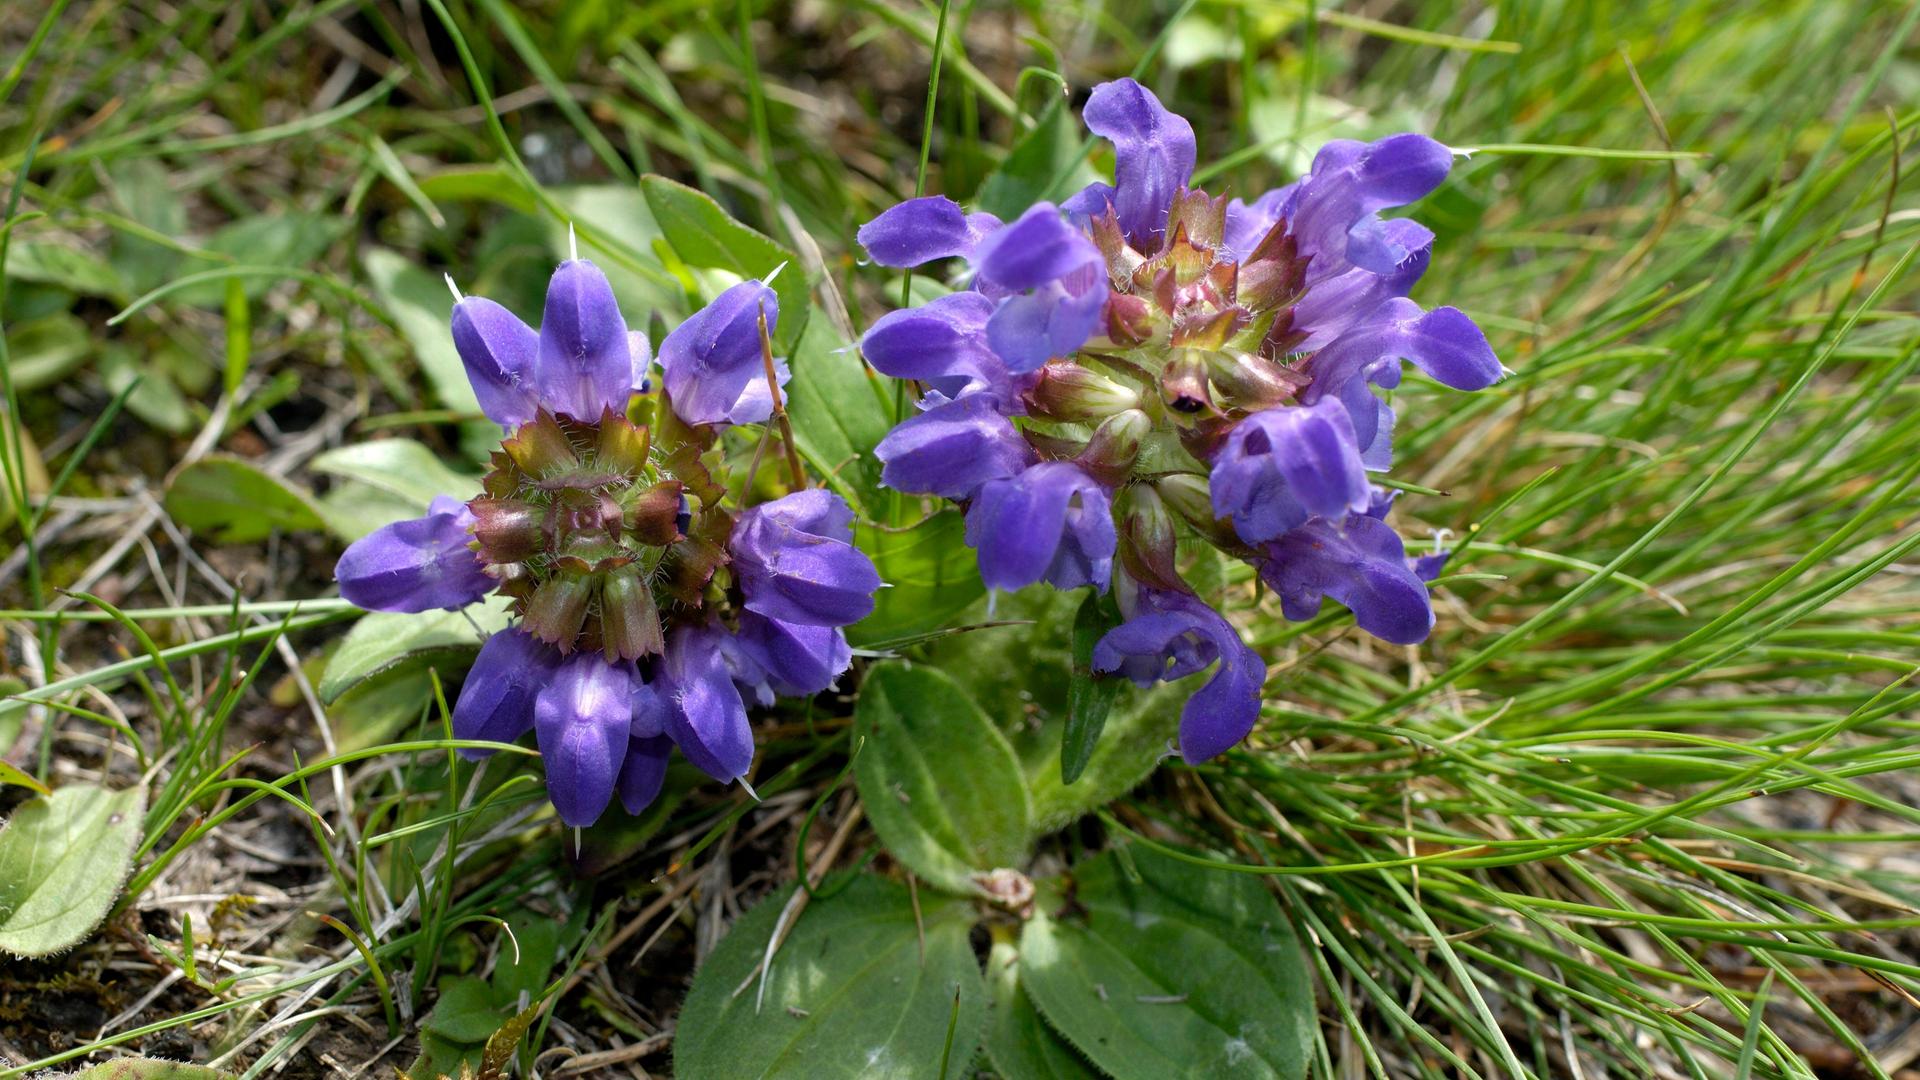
left=1105, top=292, right=1157, bottom=346
left=1025, top=362, right=1142, bottom=422
left=1156, top=473, right=1242, bottom=550
left=1113, top=484, right=1183, bottom=592
left=1204, top=349, right=1308, bottom=412
left=1158, top=351, right=1215, bottom=417
left=1077, top=409, right=1151, bottom=482
left=598, top=566, right=665, bottom=661
left=469, top=498, right=546, bottom=563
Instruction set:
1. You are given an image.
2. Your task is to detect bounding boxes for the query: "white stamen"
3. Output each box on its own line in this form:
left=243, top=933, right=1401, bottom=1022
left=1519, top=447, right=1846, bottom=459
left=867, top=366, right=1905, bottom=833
left=761, top=260, right=789, bottom=288
left=569, top=222, right=579, bottom=262
left=738, top=777, right=762, bottom=802
left=444, top=273, right=464, bottom=302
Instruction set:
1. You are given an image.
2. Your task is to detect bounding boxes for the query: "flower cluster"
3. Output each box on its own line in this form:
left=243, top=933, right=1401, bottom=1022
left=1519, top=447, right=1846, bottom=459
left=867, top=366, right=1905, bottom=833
left=857, top=79, right=1501, bottom=762
left=335, top=258, right=880, bottom=826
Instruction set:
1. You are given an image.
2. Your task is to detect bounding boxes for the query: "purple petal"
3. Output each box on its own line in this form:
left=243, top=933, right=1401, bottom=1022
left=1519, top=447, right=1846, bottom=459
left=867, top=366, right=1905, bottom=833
left=1220, top=183, right=1298, bottom=261
left=451, top=297, right=540, bottom=428
left=534, top=654, right=633, bottom=827
left=1209, top=400, right=1371, bottom=544
left=662, top=625, right=754, bottom=783
left=735, top=613, right=852, bottom=697
left=860, top=292, right=1015, bottom=402
left=875, top=393, right=1033, bottom=498
left=659, top=279, right=783, bottom=427
left=1291, top=218, right=1433, bottom=351
left=1082, top=78, right=1197, bottom=248
left=732, top=490, right=880, bottom=627
left=534, top=260, right=632, bottom=420
left=1090, top=589, right=1263, bottom=761
left=971, top=204, right=1101, bottom=292
left=984, top=267, right=1107, bottom=374
left=451, top=628, right=560, bottom=759
left=335, top=502, right=490, bottom=613
left=616, top=734, right=672, bottom=815
left=1061, top=182, right=1117, bottom=229
left=631, top=668, right=673, bottom=739
left=857, top=196, right=999, bottom=267
left=1260, top=495, right=1435, bottom=645
left=964, top=462, right=1115, bottom=592
left=1303, top=297, right=1502, bottom=403
left=1290, top=134, right=1453, bottom=280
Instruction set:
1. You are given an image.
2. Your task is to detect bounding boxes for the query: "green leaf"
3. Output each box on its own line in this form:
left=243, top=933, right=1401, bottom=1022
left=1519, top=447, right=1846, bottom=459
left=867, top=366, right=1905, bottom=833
left=639, top=174, right=805, bottom=350
left=4, top=241, right=129, bottom=301
left=361, top=246, right=478, bottom=415
left=0, top=783, right=146, bottom=958
left=1018, top=846, right=1314, bottom=1080
left=417, top=164, right=540, bottom=215
left=315, top=479, right=430, bottom=542
left=975, top=99, right=1102, bottom=221
left=783, top=308, right=893, bottom=515
left=317, top=597, right=512, bottom=706
left=5, top=312, right=91, bottom=391
left=173, top=213, right=346, bottom=304
left=1062, top=592, right=1124, bottom=785
left=425, top=975, right=503, bottom=1043
left=0, top=760, right=49, bottom=796
left=98, top=345, right=197, bottom=435
left=309, top=439, right=481, bottom=512
left=853, top=663, right=1032, bottom=895
left=163, top=454, right=326, bottom=543
left=848, top=511, right=985, bottom=647
left=675, top=874, right=986, bottom=1079
left=927, top=588, right=1181, bottom=832
left=984, top=939, right=1099, bottom=1080
left=66, top=1059, right=232, bottom=1080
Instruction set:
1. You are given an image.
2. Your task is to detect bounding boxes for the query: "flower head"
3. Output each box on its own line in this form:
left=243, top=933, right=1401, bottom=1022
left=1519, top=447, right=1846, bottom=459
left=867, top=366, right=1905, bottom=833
left=857, top=78, right=1500, bottom=760
left=336, top=259, right=880, bottom=828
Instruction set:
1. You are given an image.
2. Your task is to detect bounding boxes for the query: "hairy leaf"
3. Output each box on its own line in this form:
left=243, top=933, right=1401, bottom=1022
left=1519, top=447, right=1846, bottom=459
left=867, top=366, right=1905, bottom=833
left=0, top=784, right=146, bottom=957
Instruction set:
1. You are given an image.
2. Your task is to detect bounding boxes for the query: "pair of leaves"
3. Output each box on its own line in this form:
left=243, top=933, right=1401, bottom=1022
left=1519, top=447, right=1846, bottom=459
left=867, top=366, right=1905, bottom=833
left=0, top=783, right=146, bottom=958
left=412, top=917, right=567, bottom=1079
left=678, top=848, right=1314, bottom=1080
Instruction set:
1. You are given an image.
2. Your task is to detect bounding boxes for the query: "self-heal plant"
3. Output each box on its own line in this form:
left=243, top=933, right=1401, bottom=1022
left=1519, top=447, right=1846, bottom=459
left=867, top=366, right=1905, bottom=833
left=334, top=255, right=880, bottom=827
left=857, top=78, right=1502, bottom=762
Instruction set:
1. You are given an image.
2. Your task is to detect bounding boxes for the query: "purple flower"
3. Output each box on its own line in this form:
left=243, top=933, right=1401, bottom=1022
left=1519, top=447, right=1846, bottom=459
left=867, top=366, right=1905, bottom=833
left=874, top=393, right=1033, bottom=498
left=534, top=259, right=632, bottom=421
left=972, top=205, right=1107, bottom=374
left=734, top=613, right=852, bottom=698
left=1065, top=77, right=1197, bottom=248
left=731, top=489, right=881, bottom=628
left=534, top=654, right=634, bottom=826
left=658, top=279, right=789, bottom=426
left=965, top=462, right=1116, bottom=592
left=1259, top=490, right=1436, bottom=645
left=857, top=195, right=1002, bottom=268
left=856, top=203, right=1107, bottom=384
left=450, top=628, right=558, bottom=758
left=660, top=624, right=754, bottom=784
left=1092, top=587, right=1265, bottom=762
left=451, top=297, right=540, bottom=428
left=335, top=495, right=491, bottom=613
left=1209, top=399, right=1372, bottom=544
left=1301, top=297, right=1501, bottom=462
left=861, top=292, right=1016, bottom=403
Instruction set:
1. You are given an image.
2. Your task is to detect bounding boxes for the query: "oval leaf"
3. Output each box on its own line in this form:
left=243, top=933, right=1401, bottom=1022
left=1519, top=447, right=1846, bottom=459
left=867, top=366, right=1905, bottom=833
left=164, top=455, right=325, bottom=543
left=675, top=874, right=986, bottom=1079
left=318, top=596, right=512, bottom=705
left=984, top=939, right=1099, bottom=1080
left=0, top=783, right=146, bottom=957
left=1018, top=846, right=1314, bottom=1080
left=854, top=663, right=1033, bottom=895
left=309, top=438, right=481, bottom=512
left=847, top=511, right=984, bottom=647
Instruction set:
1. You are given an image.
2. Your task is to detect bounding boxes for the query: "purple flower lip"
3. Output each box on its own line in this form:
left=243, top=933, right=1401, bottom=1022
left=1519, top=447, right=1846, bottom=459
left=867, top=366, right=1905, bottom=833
left=853, top=76, right=1503, bottom=759
left=338, top=258, right=883, bottom=829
